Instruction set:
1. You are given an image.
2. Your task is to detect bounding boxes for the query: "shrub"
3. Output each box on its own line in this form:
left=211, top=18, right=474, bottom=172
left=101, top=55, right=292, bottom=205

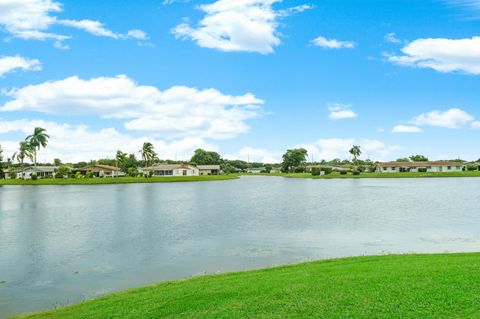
left=9, top=171, right=16, bottom=179
left=321, top=167, right=333, bottom=175
left=75, top=172, right=84, bottom=179
left=85, top=172, right=94, bottom=179
left=340, top=170, right=348, bottom=175
left=55, top=165, right=71, bottom=178
left=418, top=167, right=427, bottom=173
left=311, top=167, right=321, bottom=176
left=352, top=170, right=361, bottom=176
left=467, top=165, right=478, bottom=172
left=294, top=167, right=306, bottom=173
left=148, top=170, right=154, bottom=178
left=128, top=167, right=138, bottom=177
left=30, top=173, right=38, bottom=181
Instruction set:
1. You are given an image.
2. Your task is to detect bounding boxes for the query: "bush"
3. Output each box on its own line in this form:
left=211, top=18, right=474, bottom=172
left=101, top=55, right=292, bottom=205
left=352, top=170, right=361, bottom=176
left=467, top=165, right=478, bottom=172
left=148, top=170, right=154, bottom=178
left=321, top=167, right=333, bottom=175
left=340, top=170, right=348, bottom=175
left=85, top=172, right=94, bottom=179
left=31, top=173, right=38, bottom=181
left=9, top=171, right=17, bottom=179
left=55, top=165, right=71, bottom=178
left=311, top=167, right=321, bottom=176
left=418, top=167, right=427, bottom=173
left=75, top=172, right=84, bottom=179
left=294, top=167, right=306, bottom=173
left=128, top=167, right=138, bottom=177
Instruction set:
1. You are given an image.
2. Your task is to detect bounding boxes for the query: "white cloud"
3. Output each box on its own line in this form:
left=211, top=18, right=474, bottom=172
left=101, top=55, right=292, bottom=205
left=1, top=74, right=264, bottom=140
left=385, top=32, right=401, bottom=44
left=172, top=0, right=312, bottom=54
left=392, top=125, right=422, bottom=133
left=471, top=121, right=480, bottom=129
left=0, top=119, right=217, bottom=163
left=388, top=36, right=480, bottom=74
left=58, top=20, right=147, bottom=40
left=0, top=0, right=147, bottom=45
left=412, top=108, right=474, bottom=129
left=0, top=55, right=41, bottom=77
left=312, top=36, right=355, bottom=49
left=299, top=138, right=398, bottom=161
left=328, top=103, right=357, bottom=120
left=225, top=146, right=280, bottom=163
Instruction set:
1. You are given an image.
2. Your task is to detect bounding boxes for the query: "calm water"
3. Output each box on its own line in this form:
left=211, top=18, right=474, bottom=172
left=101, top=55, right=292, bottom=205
left=2, top=176, right=480, bottom=317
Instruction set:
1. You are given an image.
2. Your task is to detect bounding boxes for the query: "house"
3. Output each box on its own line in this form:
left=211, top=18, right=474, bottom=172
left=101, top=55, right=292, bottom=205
left=17, top=166, right=57, bottom=179
left=377, top=161, right=464, bottom=173
left=305, top=165, right=349, bottom=172
left=197, top=165, right=221, bottom=175
left=73, top=165, right=124, bottom=178
left=247, top=167, right=265, bottom=174
left=270, top=167, right=282, bottom=174
left=465, top=162, right=480, bottom=171
left=146, top=164, right=199, bottom=177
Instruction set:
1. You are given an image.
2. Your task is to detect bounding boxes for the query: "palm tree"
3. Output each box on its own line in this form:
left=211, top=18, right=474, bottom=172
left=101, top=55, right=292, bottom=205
left=140, top=142, right=157, bottom=168
left=349, top=145, right=362, bottom=166
left=13, top=141, right=34, bottom=179
left=116, top=150, right=127, bottom=169
left=26, top=127, right=49, bottom=167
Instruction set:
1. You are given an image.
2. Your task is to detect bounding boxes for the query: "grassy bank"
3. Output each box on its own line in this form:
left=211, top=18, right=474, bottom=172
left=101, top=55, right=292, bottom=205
left=250, top=171, right=480, bottom=179
left=0, top=175, right=239, bottom=185
left=16, top=253, right=480, bottom=318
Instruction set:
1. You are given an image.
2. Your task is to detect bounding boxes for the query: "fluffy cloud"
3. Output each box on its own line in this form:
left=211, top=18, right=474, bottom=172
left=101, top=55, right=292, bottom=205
left=392, top=125, right=422, bottom=133
left=328, top=103, right=357, bottom=120
left=172, top=0, right=312, bottom=54
left=0, top=55, right=41, bottom=77
left=225, top=146, right=281, bottom=163
left=312, top=36, right=355, bottom=49
left=299, top=138, right=398, bottom=161
left=0, top=119, right=217, bottom=163
left=0, top=0, right=147, bottom=45
left=1, top=75, right=264, bottom=140
left=411, top=108, right=474, bottom=129
left=388, top=36, right=480, bottom=74
left=384, top=32, right=401, bottom=44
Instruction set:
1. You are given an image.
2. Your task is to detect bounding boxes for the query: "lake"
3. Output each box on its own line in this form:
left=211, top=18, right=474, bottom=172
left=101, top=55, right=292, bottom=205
left=2, top=176, right=480, bottom=318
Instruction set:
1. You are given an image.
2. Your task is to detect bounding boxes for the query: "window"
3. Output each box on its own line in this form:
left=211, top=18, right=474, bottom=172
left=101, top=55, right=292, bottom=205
left=447, top=166, right=451, bottom=170
left=183, top=170, right=187, bottom=176
left=383, top=167, right=387, bottom=171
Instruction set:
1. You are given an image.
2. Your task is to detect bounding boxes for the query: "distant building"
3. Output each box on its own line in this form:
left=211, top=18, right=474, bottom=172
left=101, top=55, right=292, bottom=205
left=246, top=167, right=265, bottom=174
left=16, top=166, right=57, bottom=179
left=73, top=165, right=124, bottom=178
left=465, top=162, right=480, bottom=171
left=197, top=165, right=221, bottom=175
left=270, top=167, right=282, bottom=174
left=146, top=164, right=199, bottom=177
left=377, top=161, right=464, bottom=173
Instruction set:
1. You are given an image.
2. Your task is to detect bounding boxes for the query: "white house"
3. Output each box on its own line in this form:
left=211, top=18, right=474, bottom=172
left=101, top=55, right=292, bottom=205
left=16, top=166, right=57, bottom=179
left=147, top=164, right=199, bottom=177
left=197, top=165, right=221, bottom=175
left=73, top=165, right=125, bottom=178
left=377, top=161, right=464, bottom=173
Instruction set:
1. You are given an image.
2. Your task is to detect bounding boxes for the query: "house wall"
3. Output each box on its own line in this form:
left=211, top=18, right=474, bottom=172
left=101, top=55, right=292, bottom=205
left=153, top=168, right=199, bottom=177
left=378, top=165, right=464, bottom=173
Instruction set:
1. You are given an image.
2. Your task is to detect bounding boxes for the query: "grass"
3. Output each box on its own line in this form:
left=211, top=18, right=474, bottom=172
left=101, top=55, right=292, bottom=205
left=0, top=175, right=239, bottom=185
left=14, top=253, right=480, bottom=318
left=249, top=171, right=480, bottom=179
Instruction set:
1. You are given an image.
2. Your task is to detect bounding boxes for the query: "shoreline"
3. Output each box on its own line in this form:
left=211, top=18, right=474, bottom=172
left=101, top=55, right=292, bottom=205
left=0, top=175, right=239, bottom=186
left=14, top=252, right=480, bottom=318
left=245, top=171, right=480, bottom=179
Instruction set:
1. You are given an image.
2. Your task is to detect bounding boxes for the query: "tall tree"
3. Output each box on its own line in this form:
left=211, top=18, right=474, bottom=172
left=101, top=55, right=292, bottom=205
left=190, top=149, right=222, bottom=165
left=349, top=145, right=362, bottom=166
left=26, top=127, right=49, bottom=167
left=409, top=155, right=428, bottom=162
left=140, top=142, right=157, bottom=168
left=13, top=141, right=34, bottom=179
left=281, top=148, right=308, bottom=172
left=116, top=150, right=127, bottom=169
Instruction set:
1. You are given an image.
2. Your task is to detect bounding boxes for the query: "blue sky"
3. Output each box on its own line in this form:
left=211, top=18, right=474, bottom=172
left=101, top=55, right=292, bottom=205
left=1, top=0, right=480, bottom=163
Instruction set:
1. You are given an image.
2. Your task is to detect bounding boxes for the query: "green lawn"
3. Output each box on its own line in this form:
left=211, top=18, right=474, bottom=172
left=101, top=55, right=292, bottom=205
left=15, top=253, right=480, bottom=318
left=0, top=175, right=239, bottom=185
left=250, top=171, right=480, bottom=179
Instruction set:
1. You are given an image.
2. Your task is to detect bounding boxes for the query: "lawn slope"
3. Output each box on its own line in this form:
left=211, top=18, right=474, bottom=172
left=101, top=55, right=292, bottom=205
left=16, top=253, right=480, bottom=319
left=0, top=175, right=239, bottom=185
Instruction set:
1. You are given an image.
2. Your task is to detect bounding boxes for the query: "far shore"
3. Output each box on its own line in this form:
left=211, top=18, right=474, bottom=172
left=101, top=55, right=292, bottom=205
left=246, top=171, right=480, bottom=179
left=0, top=175, right=239, bottom=186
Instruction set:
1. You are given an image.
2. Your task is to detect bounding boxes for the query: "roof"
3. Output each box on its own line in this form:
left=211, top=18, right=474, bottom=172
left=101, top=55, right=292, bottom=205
left=146, top=164, right=197, bottom=170
left=75, top=164, right=120, bottom=172
left=197, top=165, right=221, bottom=170
left=21, top=166, right=57, bottom=172
left=379, top=161, right=464, bottom=168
